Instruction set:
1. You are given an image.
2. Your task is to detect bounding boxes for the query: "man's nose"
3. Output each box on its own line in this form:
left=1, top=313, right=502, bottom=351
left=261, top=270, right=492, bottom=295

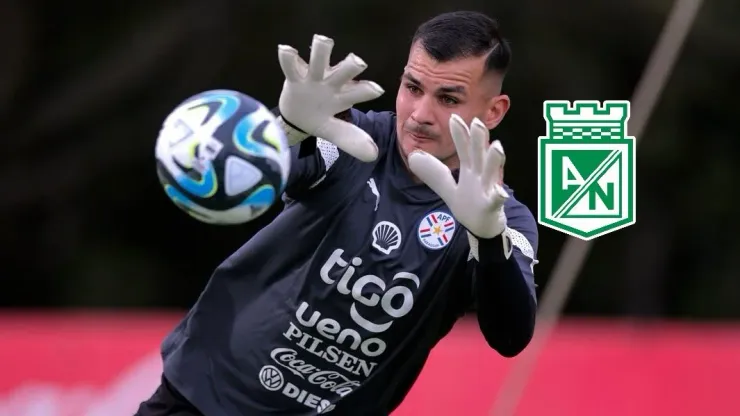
left=410, top=95, right=435, bottom=125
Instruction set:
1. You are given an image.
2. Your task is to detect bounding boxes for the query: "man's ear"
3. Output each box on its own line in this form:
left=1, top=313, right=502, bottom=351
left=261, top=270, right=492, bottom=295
left=484, top=94, right=510, bottom=130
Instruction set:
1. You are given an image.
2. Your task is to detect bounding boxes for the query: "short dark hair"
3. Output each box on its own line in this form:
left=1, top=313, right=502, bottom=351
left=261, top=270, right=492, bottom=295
left=411, top=11, right=512, bottom=77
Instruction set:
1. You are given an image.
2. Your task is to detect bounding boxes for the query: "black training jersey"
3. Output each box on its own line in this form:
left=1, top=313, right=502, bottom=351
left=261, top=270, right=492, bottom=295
left=160, top=109, right=538, bottom=415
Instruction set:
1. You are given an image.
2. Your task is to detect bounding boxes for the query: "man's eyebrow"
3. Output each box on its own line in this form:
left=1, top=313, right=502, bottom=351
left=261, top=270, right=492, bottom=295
left=437, top=85, right=466, bottom=95
left=402, top=73, right=421, bottom=85
left=402, top=72, right=467, bottom=95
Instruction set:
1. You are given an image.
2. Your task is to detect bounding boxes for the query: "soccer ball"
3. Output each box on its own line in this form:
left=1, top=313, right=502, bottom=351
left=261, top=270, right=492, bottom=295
left=155, top=89, right=291, bottom=225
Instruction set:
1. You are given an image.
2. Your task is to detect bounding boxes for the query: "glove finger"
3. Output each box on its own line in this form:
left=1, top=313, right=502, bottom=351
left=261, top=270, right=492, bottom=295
left=277, top=45, right=307, bottom=82
left=318, top=117, right=379, bottom=162
left=336, top=81, right=385, bottom=106
left=408, top=150, right=457, bottom=203
left=482, top=140, right=506, bottom=194
left=449, top=114, right=472, bottom=169
left=469, top=118, right=488, bottom=175
left=325, top=53, right=369, bottom=88
left=308, top=34, right=334, bottom=82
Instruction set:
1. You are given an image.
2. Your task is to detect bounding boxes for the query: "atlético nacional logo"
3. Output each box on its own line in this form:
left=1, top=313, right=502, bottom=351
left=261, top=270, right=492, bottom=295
left=418, top=211, right=456, bottom=250
left=538, top=100, right=636, bottom=240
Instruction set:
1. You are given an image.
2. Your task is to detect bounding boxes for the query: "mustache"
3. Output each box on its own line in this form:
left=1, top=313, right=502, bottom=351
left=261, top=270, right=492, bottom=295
left=403, top=121, right=440, bottom=139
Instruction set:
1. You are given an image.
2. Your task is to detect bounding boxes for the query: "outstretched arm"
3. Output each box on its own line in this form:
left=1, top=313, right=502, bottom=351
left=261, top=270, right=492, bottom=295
left=407, top=114, right=538, bottom=357
left=468, top=202, right=538, bottom=357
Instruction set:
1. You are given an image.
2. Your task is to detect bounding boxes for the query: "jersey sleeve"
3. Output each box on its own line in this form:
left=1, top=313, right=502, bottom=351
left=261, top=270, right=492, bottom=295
left=458, top=192, right=539, bottom=357
left=273, top=108, right=394, bottom=200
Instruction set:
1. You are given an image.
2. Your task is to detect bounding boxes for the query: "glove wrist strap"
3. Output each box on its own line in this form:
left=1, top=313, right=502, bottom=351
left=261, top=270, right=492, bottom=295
left=467, top=228, right=513, bottom=263
left=277, top=116, right=310, bottom=146
left=467, top=232, right=480, bottom=261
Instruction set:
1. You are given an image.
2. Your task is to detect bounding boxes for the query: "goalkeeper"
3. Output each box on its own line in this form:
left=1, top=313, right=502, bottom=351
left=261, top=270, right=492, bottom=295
left=137, top=11, right=538, bottom=416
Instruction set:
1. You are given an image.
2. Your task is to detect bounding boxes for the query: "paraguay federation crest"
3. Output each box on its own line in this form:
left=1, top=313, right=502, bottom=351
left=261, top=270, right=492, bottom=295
left=538, top=100, right=636, bottom=241
left=418, top=211, right=456, bottom=250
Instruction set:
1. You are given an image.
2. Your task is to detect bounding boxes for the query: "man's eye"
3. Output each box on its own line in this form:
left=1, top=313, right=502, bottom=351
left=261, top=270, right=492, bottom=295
left=406, top=84, right=421, bottom=94
left=441, top=96, right=458, bottom=105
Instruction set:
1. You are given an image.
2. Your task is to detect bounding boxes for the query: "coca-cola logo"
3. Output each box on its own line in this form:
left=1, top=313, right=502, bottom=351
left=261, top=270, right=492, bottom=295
left=270, top=348, right=360, bottom=397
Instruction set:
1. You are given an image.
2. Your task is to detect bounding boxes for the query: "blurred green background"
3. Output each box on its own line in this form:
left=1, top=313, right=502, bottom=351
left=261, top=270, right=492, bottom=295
left=1, top=0, right=737, bottom=319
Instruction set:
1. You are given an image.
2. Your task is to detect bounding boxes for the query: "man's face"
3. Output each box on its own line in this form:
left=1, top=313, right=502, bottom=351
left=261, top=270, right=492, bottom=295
left=395, top=43, right=510, bottom=169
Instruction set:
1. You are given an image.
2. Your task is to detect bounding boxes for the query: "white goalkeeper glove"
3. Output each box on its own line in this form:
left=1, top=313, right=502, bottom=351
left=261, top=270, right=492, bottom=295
left=276, top=34, right=384, bottom=162
left=408, top=114, right=511, bottom=259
